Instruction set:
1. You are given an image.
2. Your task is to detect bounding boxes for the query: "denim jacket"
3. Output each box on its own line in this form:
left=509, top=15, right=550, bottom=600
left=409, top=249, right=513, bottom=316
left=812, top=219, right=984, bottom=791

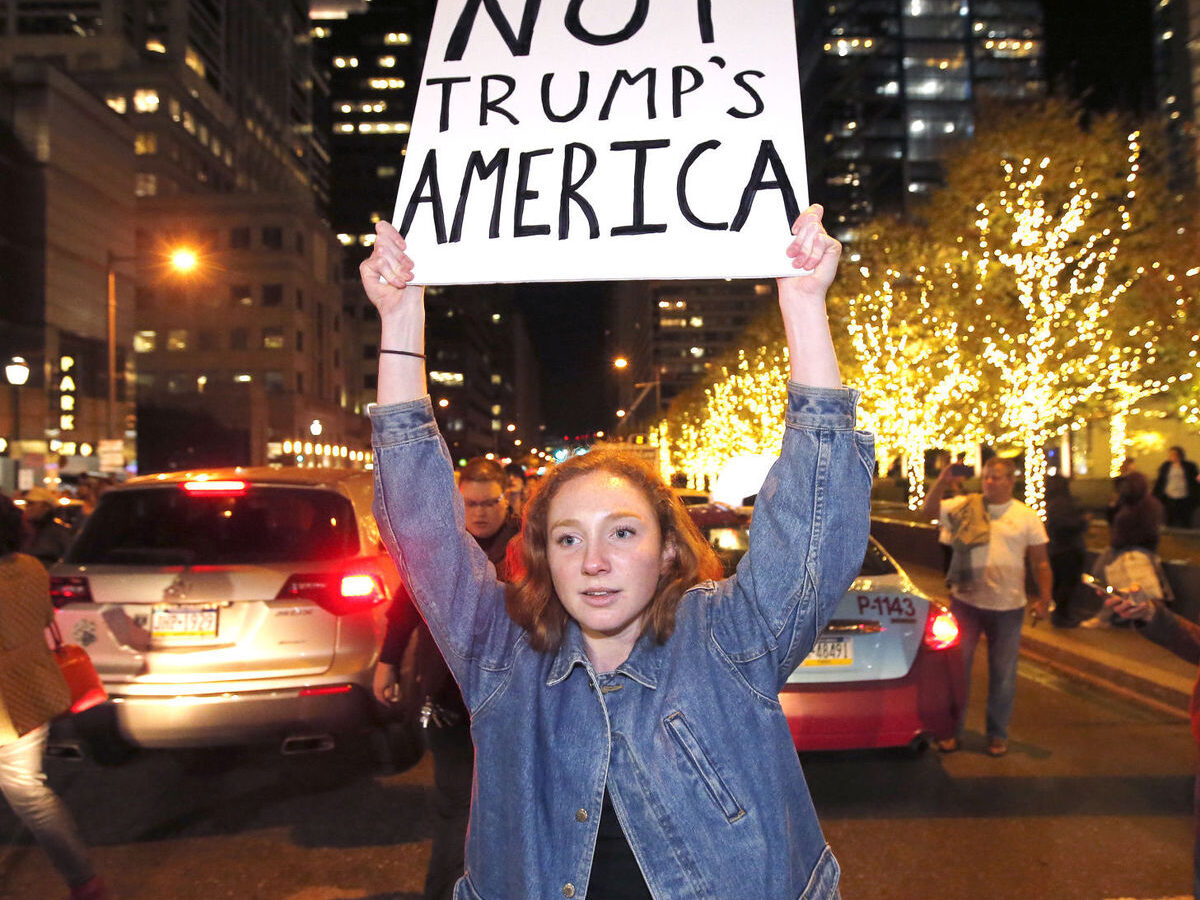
left=371, top=383, right=874, bottom=900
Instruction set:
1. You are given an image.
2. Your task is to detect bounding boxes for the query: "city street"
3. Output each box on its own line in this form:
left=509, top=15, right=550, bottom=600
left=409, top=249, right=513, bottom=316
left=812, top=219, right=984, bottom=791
left=1, top=655, right=1192, bottom=900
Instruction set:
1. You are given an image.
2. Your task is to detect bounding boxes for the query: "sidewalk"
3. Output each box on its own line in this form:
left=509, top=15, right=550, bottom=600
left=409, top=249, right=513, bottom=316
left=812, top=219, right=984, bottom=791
left=902, top=559, right=1195, bottom=721
left=868, top=501, right=1200, bottom=721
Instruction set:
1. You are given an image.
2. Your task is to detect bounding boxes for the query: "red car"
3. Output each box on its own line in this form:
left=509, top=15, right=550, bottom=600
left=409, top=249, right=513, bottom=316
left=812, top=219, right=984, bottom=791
left=691, top=508, right=965, bottom=752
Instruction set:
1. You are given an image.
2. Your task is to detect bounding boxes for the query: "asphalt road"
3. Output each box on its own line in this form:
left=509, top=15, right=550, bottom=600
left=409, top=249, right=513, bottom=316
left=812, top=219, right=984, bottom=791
left=1, top=654, right=1193, bottom=900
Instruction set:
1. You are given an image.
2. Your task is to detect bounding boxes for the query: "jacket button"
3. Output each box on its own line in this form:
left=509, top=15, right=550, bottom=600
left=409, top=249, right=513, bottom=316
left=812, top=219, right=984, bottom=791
left=575, top=808, right=588, bottom=822
left=563, top=883, right=576, bottom=897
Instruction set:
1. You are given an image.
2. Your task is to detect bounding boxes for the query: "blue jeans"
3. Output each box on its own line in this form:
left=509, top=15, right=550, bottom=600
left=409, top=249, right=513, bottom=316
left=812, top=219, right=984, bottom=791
left=0, top=724, right=95, bottom=887
left=951, top=600, right=1026, bottom=741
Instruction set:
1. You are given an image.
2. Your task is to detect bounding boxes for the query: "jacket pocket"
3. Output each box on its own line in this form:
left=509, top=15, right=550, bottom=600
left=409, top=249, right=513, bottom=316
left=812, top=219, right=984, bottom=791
left=663, top=711, right=745, bottom=823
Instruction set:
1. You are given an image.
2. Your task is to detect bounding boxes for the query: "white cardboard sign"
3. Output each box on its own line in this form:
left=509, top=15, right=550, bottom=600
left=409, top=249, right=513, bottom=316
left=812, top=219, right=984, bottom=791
left=392, top=0, right=809, bottom=284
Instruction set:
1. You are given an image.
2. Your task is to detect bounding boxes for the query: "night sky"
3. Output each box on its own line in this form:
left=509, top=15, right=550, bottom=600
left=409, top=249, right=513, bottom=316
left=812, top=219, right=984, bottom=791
left=519, top=0, right=1155, bottom=438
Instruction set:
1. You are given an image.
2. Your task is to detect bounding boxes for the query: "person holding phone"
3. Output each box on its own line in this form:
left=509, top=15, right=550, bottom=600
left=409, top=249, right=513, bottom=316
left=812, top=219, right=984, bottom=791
left=921, top=457, right=1052, bottom=757
left=362, top=206, right=873, bottom=898
left=1103, top=586, right=1198, bottom=896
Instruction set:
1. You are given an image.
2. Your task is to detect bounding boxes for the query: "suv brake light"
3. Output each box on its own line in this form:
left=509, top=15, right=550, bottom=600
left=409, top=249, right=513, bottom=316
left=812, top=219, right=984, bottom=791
left=276, top=572, right=386, bottom=616
left=51, top=576, right=94, bottom=608
left=182, top=480, right=247, bottom=494
left=923, top=606, right=960, bottom=651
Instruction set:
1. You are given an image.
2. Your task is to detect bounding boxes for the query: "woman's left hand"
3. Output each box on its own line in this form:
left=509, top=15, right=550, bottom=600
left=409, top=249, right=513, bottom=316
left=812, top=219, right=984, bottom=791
left=782, top=204, right=842, bottom=299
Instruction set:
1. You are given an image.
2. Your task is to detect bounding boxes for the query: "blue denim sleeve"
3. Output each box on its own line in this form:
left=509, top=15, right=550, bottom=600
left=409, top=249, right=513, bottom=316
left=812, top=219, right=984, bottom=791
left=711, top=383, right=875, bottom=690
left=369, top=397, right=520, bottom=709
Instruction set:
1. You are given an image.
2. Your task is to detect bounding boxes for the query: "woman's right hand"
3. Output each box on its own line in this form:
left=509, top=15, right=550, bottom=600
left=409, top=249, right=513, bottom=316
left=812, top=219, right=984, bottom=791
left=359, top=220, right=420, bottom=320
left=1105, top=589, right=1155, bottom=623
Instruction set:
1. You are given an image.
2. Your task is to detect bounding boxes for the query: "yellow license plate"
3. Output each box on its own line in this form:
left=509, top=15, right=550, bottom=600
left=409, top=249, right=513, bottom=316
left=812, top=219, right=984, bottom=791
left=801, top=636, right=853, bottom=666
left=151, top=606, right=219, bottom=639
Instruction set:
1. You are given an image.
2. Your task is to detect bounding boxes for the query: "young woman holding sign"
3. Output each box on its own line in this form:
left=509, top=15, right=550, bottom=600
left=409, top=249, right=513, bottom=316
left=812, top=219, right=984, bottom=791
left=362, top=206, right=872, bottom=899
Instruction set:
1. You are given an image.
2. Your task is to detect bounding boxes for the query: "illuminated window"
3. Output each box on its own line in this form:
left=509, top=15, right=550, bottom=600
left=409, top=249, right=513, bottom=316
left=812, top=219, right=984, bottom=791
left=378, top=55, right=396, bottom=68
left=235, top=373, right=253, bottom=383
left=106, top=94, right=127, bottom=115
left=492, top=419, right=502, bottom=431
left=491, top=404, right=502, bottom=415
left=167, top=329, right=189, bottom=351
left=182, top=110, right=195, bottom=134
left=185, top=46, right=205, bottom=77
left=490, top=374, right=502, bottom=385
left=230, top=284, right=252, bottom=306
left=133, top=331, right=157, bottom=353
left=384, top=32, right=411, bottom=44
left=168, top=98, right=181, bottom=123
left=262, top=327, right=285, bottom=350
left=368, top=78, right=406, bottom=89
left=689, top=347, right=705, bottom=358
left=134, top=173, right=158, bottom=197
left=133, top=89, right=160, bottom=113
left=134, top=133, right=157, bottom=155
left=377, top=165, right=397, bottom=178
left=429, top=371, right=464, bottom=386
left=355, top=122, right=411, bottom=134
left=689, top=316, right=704, bottom=327
left=333, top=56, right=359, bottom=68
left=312, top=26, right=330, bottom=39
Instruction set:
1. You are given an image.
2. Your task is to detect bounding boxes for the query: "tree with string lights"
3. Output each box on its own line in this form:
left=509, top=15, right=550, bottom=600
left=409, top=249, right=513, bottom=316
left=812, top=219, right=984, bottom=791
left=922, top=100, right=1197, bottom=513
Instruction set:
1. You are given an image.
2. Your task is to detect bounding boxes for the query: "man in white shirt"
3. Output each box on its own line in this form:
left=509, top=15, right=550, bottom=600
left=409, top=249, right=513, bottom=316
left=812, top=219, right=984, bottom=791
left=922, top=457, right=1052, bottom=756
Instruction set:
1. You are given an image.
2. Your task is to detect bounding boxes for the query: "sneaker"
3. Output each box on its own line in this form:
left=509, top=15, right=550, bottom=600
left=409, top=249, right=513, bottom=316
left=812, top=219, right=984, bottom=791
left=986, top=737, right=1008, bottom=757
left=936, top=737, right=959, bottom=753
left=1079, top=616, right=1109, bottom=629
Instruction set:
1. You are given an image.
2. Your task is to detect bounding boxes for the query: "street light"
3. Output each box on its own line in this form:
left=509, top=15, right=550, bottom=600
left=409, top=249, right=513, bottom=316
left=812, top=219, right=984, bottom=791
left=5, top=356, right=30, bottom=489
left=107, top=245, right=200, bottom=443
left=612, top=357, right=661, bottom=435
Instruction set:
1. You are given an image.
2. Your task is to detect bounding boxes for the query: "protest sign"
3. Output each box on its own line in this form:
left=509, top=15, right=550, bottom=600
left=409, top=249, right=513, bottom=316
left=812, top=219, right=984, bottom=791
left=392, top=0, right=809, bottom=284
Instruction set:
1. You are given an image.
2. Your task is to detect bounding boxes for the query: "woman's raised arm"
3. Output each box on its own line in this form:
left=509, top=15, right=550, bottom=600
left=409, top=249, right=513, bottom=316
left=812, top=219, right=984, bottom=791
left=359, top=220, right=427, bottom=406
left=778, top=204, right=843, bottom=388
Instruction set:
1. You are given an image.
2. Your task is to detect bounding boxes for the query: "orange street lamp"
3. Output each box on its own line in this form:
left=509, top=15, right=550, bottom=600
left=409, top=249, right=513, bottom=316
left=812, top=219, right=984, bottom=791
left=613, top=356, right=629, bottom=370
left=170, top=247, right=199, bottom=274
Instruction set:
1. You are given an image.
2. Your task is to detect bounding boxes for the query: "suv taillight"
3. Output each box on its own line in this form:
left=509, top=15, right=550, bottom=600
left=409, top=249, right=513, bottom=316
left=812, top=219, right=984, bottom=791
left=276, top=571, right=386, bottom=616
left=50, top=576, right=94, bottom=608
left=923, top=605, right=960, bottom=651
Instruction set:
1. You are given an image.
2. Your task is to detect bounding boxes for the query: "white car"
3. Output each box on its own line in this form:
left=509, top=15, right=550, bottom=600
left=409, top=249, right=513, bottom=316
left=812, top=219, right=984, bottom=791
left=50, top=468, right=400, bottom=761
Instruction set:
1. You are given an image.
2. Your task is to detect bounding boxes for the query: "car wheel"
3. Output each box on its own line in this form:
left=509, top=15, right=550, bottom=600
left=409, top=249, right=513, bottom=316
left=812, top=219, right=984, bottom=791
left=73, top=707, right=139, bottom=767
left=896, top=736, right=930, bottom=759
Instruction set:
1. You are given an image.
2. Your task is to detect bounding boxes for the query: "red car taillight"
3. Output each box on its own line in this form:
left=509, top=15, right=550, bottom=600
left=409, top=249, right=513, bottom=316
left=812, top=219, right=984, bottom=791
left=923, top=606, right=960, bottom=651
left=50, top=576, right=94, bottom=608
left=276, top=571, right=387, bottom=616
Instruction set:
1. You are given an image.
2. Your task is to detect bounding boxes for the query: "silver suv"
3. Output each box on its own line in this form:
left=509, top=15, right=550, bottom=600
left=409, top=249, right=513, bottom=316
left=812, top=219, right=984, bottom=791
left=50, top=467, right=399, bottom=759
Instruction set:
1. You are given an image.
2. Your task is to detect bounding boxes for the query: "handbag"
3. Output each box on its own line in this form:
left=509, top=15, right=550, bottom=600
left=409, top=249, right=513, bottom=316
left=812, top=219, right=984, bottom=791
left=48, top=621, right=108, bottom=714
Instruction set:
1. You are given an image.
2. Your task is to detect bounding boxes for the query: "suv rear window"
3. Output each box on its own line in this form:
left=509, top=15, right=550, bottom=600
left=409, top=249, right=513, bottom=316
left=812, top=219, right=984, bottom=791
left=67, top=486, right=359, bottom=566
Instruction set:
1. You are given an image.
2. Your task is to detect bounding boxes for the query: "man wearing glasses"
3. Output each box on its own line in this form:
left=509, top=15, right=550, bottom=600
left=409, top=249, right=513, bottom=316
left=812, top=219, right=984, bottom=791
left=375, top=457, right=519, bottom=900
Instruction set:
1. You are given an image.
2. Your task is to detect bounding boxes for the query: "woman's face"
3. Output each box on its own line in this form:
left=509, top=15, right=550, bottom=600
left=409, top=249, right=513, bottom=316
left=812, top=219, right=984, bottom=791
left=546, top=470, right=672, bottom=661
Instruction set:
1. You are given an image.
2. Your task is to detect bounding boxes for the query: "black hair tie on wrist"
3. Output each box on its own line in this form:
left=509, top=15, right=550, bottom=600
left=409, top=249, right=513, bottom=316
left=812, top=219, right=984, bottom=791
left=379, top=349, right=426, bottom=360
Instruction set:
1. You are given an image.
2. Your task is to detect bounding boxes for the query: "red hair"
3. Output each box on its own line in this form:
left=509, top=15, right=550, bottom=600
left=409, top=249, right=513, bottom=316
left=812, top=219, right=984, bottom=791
left=505, top=448, right=722, bottom=652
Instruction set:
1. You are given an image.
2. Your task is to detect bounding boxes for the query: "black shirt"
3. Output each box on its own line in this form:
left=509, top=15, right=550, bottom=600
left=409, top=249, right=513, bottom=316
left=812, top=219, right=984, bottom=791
left=588, top=789, right=653, bottom=899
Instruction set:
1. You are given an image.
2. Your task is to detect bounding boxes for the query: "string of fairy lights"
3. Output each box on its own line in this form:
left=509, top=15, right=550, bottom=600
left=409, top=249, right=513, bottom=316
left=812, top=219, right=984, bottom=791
left=647, top=129, right=1198, bottom=518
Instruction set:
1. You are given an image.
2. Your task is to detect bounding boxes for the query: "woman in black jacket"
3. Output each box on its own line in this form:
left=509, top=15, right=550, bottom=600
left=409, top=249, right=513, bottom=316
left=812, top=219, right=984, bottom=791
left=1153, top=447, right=1200, bottom=529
